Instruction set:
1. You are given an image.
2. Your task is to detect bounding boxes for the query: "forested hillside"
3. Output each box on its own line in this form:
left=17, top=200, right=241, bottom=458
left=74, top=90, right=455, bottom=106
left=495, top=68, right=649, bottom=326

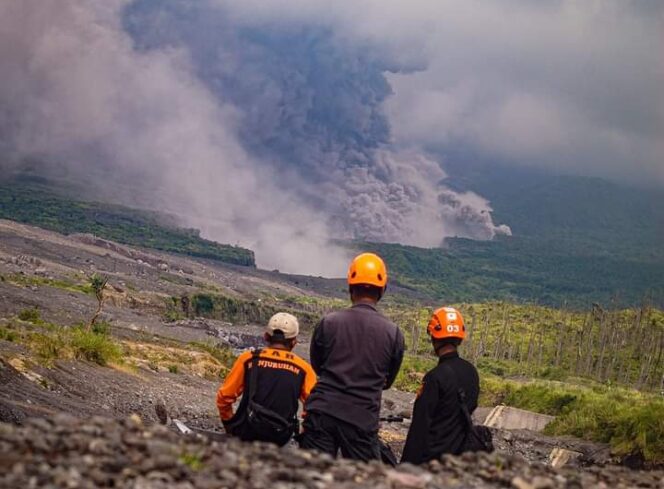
left=0, top=179, right=255, bottom=267
left=2, top=173, right=661, bottom=307
left=364, top=165, right=664, bottom=307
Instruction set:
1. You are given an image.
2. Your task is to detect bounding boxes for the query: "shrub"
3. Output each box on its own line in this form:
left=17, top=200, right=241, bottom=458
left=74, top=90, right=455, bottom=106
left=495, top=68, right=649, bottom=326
left=545, top=392, right=664, bottom=464
left=91, top=321, right=111, bottom=336
left=0, top=325, right=18, bottom=342
left=168, top=364, right=179, bottom=374
left=18, top=308, right=42, bottom=324
left=503, top=384, right=578, bottom=415
left=31, top=331, right=67, bottom=363
left=189, top=341, right=236, bottom=370
left=69, top=327, right=122, bottom=366
left=192, top=294, right=214, bottom=316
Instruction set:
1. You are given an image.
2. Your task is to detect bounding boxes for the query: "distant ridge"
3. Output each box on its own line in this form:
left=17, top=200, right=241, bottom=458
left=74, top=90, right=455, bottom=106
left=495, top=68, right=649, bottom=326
left=0, top=177, right=255, bottom=267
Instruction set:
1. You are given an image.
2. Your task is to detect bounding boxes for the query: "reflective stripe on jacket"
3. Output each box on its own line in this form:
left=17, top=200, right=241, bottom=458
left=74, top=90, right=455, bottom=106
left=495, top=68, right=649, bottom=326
left=216, top=347, right=317, bottom=422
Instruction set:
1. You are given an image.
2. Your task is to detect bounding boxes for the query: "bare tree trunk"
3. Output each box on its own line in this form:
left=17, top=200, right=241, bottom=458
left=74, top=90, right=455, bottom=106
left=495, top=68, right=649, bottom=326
left=595, top=310, right=609, bottom=380
left=555, top=319, right=565, bottom=367
left=583, top=314, right=596, bottom=377
left=466, top=309, right=476, bottom=362
left=87, top=297, right=105, bottom=331
left=479, top=308, right=491, bottom=360
left=493, top=304, right=509, bottom=361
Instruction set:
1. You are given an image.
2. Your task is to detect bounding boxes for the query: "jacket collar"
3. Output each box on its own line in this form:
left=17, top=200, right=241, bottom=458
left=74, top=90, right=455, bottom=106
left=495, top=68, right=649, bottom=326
left=438, top=350, right=460, bottom=363
left=351, top=302, right=378, bottom=311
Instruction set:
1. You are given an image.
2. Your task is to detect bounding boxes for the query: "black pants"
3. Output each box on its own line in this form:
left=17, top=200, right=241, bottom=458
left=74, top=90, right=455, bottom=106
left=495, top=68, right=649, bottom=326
left=298, top=411, right=381, bottom=462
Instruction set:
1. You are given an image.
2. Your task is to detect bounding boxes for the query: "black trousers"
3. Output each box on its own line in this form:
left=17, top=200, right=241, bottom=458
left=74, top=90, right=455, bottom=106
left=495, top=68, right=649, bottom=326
left=298, top=411, right=381, bottom=462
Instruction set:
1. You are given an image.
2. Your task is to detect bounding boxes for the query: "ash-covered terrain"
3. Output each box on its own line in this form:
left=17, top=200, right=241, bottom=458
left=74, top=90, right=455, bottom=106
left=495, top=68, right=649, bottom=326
left=0, top=220, right=662, bottom=488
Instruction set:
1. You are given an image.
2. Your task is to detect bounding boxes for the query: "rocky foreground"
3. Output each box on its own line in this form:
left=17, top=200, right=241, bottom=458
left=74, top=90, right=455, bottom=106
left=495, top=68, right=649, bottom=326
left=1, top=415, right=663, bottom=489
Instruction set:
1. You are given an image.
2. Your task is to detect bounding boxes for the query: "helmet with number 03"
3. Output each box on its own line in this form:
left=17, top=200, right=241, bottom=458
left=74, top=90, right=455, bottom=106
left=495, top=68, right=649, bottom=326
left=427, top=306, right=466, bottom=340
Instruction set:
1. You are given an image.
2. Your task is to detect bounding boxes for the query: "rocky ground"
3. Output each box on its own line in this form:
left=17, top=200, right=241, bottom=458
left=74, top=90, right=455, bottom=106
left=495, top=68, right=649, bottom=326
left=1, top=219, right=663, bottom=487
left=2, top=415, right=663, bottom=489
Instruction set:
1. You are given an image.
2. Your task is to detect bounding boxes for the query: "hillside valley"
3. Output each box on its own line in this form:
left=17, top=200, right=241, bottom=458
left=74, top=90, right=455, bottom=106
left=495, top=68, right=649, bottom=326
left=0, top=219, right=662, bottom=487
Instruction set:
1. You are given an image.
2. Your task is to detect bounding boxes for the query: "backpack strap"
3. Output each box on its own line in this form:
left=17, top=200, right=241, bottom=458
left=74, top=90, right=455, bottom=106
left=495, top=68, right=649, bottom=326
left=247, top=348, right=262, bottom=402
left=457, top=388, right=475, bottom=428
left=438, top=359, right=475, bottom=429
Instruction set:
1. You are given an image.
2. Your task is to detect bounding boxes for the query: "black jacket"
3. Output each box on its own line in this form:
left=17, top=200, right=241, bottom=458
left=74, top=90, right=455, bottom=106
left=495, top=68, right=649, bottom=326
left=305, top=303, right=405, bottom=431
left=401, top=351, right=479, bottom=465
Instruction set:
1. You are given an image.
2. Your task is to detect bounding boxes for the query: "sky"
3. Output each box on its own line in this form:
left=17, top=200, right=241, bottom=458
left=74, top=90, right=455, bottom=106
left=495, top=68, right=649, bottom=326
left=0, top=0, right=661, bottom=274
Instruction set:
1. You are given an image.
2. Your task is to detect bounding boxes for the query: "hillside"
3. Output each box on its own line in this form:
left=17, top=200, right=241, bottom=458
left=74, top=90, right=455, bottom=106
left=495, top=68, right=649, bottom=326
left=360, top=166, right=664, bottom=308
left=1, top=174, right=662, bottom=307
left=444, top=162, right=664, bottom=252
left=359, top=236, right=664, bottom=308
left=0, top=178, right=255, bottom=267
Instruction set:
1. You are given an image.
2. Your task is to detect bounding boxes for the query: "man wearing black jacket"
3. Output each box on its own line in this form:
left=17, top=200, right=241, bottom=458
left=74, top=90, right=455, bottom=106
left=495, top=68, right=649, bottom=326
left=401, top=306, right=480, bottom=465
left=299, top=253, right=405, bottom=462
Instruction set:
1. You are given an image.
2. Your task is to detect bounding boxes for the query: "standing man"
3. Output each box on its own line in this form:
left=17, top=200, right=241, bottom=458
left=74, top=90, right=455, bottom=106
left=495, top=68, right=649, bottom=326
left=299, top=252, right=405, bottom=461
left=401, top=306, right=485, bottom=465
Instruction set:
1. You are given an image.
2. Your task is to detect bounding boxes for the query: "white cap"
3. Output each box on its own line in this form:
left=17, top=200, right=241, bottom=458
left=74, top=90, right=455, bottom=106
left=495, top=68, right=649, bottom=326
left=266, top=312, right=299, bottom=339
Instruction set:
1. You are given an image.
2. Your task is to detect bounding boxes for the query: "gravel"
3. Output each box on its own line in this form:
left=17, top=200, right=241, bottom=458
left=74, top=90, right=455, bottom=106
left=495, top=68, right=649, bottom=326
left=1, top=415, right=663, bottom=489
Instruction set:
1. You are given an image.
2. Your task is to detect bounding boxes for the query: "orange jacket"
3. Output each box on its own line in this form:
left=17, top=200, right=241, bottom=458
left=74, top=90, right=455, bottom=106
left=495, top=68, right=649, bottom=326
left=216, top=347, right=317, bottom=422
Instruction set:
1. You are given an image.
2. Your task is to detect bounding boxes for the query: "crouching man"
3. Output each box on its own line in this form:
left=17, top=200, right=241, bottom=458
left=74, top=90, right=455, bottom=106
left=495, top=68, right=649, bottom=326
left=401, top=306, right=491, bottom=465
left=216, top=312, right=317, bottom=446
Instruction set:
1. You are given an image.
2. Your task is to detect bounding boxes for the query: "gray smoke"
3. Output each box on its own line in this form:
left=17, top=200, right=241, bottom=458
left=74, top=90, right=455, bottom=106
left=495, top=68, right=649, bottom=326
left=0, top=0, right=350, bottom=275
left=0, top=0, right=512, bottom=276
left=122, top=0, right=510, bottom=244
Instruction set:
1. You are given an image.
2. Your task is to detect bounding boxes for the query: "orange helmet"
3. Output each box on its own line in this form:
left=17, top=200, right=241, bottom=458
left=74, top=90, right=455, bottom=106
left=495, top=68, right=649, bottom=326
left=347, top=252, right=387, bottom=288
left=427, top=307, right=465, bottom=341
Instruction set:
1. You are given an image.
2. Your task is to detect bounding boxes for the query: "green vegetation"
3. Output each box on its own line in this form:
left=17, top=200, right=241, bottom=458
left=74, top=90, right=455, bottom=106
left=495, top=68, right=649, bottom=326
left=188, top=341, right=237, bottom=371
left=6, top=273, right=92, bottom=295
left=393, top=354, right=435, bottom=392
left=480, top=376, right=664, bottom=464
left=18, top=308, right=42, bottom=324
left=86, top=274, right=108, bottom=331
left=389, top=302, right=663, bottom=391
left=182, top=293, right=322, bottom=330
left=448, top=166, right=663, bottom=254
left=3, top=320, right=122, bottom=367
left=357, top=237, right=664, bottom=308
left=69, top=327, right=123, bottom=366
left=5, top=175, right=661, bottom=307
left=179, top=452, right=204, bottom=471
left=379, top=167, right=664, bottom=308
left=389, top=300, right=664, bottom=463
left=0, top=324, right=18, bottom=342
left=0, top=180, right=255, bottom=267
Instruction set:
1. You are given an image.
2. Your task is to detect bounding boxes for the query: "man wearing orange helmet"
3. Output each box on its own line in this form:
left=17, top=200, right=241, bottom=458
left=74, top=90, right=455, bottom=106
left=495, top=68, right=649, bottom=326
left=299, top=252, right=405, bottom=461
left=401, top=306, right=487, bottom=465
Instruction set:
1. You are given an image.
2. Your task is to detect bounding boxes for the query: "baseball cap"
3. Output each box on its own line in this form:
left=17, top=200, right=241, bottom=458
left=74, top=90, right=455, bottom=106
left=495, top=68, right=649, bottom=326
left=266, top=312, right=299, bottom=339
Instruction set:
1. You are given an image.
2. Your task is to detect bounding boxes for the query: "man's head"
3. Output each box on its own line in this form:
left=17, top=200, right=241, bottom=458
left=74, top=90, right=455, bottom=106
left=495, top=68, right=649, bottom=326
left=347, top=252, right=387, bottom=304
left=264, top=312, right=299, bottom=351
left=427, top=307, right=465, bottom=356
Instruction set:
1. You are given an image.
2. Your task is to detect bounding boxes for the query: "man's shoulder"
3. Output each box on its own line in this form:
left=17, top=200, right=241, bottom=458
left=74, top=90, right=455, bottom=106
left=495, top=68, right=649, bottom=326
left=456, top=356, right=479, bottom=373
left=289, top=352, right=316, bottom=376
left=236, top=350, right=253, bottom=363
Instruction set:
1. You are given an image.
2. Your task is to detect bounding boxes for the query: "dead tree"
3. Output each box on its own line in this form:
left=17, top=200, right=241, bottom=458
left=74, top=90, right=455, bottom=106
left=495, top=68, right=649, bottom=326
left=87, top=274, right=108, bottom=331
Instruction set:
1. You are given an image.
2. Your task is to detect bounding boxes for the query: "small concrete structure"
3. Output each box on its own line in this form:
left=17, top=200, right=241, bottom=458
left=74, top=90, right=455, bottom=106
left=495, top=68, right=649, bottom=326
left=483, top=405, right=554, bottom=432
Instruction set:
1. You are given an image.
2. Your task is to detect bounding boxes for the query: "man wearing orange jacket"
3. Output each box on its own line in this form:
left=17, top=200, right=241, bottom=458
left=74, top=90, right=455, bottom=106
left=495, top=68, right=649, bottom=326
left=216, top=312, right=316, bottom=446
